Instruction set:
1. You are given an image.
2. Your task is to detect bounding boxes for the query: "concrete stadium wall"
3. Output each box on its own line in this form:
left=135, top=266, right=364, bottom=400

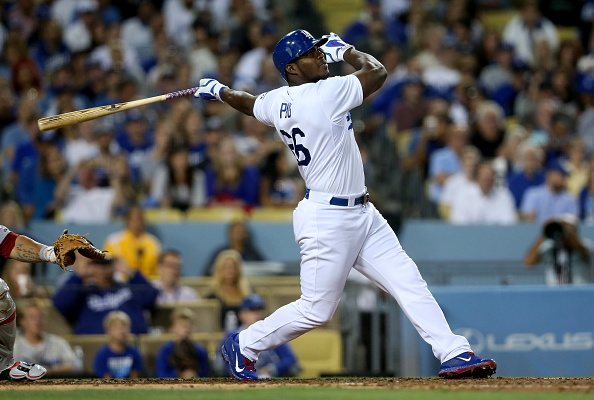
left=30, top=220, right=594, bottom=280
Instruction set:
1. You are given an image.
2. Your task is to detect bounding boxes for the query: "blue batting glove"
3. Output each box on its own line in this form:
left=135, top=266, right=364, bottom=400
left=320, top=32, right=354, bottom=63
left=195, top=78, right=229, bottom=102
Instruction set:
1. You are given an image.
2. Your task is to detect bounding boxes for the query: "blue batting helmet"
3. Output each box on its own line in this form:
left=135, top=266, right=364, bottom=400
left=273, top=29, right=328, bottom=81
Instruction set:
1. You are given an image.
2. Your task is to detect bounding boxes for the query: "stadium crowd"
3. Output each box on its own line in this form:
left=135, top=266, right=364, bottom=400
left=0, top=0, right=593, bottom=226
left=1, top=0, right=594, bottom=378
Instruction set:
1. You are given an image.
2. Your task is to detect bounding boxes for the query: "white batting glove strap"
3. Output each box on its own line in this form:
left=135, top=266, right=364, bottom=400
left=320, top=32, right=353, bottom=63
left=39, top=245, right=57, bottom=264
left=195, top=78, right=229, bottom=102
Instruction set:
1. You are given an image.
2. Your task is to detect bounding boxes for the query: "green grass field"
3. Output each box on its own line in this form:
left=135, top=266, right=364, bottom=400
left=7, top=388, right=594, bottom=400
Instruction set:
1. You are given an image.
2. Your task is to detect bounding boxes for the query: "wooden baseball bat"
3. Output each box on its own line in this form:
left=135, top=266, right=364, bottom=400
left=38, top=87, right=200, bottom=132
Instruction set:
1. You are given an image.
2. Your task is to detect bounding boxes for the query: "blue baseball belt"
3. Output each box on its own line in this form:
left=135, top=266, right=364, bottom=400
left=305, top=188, right=369, bottom=206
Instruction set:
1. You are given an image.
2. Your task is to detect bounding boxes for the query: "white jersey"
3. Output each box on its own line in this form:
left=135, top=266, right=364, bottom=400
left=253, top=75, right=365, bottom=196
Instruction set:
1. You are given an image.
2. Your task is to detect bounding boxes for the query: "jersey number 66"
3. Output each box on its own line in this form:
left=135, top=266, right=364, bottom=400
left=280, top=127, right=311, bottom=166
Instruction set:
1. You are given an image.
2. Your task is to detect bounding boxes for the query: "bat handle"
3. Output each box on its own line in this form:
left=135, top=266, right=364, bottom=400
left=165, top=87, right=200, bottom=100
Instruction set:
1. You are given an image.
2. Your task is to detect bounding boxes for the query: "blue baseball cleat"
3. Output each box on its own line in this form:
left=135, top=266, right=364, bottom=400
left=221, top=333, right=258, bottom=381
left=439, top=352, right=497, bottom=379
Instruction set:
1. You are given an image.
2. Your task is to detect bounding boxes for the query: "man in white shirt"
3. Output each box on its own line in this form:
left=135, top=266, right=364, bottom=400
left=450, top=162, right=518, bottom=225
left=14, top=301, right=80, bottom=377
left=62, top=0, right=97, bottom=53
left=163, top=0, right=196, bottom=50
left=195, top=29, right=496, bottom=380
left=153, top=250, right=200, bottom=305
left=57, top=161, right=117, bottom=224
left=502, top=0, right=559, bottom=67
left=120, top=1, right=155, bottom=67
left=233, top=23, right=280, bottom=92
left=439, top=145, right=481, bottom=220
left=429, top=124, right=468, bottom=202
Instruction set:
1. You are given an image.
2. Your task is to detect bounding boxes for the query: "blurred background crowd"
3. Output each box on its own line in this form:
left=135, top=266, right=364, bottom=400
left=1, top=0, right=594, bottom=227
left=2, top=0, right=594, bottom=379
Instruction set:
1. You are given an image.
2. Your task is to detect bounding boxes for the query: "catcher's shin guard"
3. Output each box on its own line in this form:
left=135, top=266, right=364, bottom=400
left=0, top=279, right=16, bottom=371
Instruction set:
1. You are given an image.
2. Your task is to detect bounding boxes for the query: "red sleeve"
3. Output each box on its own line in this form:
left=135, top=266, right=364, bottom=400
left=0, top=232, right=18, bottom=258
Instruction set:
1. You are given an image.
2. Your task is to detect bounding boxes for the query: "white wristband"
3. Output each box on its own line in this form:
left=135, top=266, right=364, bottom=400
left=40, top=245, right=56, bottom=263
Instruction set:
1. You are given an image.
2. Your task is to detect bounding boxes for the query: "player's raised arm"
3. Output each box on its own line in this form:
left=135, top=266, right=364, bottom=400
left=345, top=48, right=387, bottom=99
left=194, top=79, right=257, bottom=116
left=319, top=33, right=387, bottom=99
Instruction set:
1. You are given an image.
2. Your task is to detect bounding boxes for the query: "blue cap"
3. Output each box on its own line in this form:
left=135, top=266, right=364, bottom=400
left=36, top=4, right=52, bottom=20
left=547, top=160, right=569, bottom=176
left=261, top=22, right=278, bottom=36
left=511, top=58, right=529, bottom=72
left=440, top=35, right=458, bottom=49
left=272, top=29, right=328, bottom=81
left=76, top=0, right=98, bottom=13
left=576, top=73, right=594, bottom=94
left=125, top=109, right=144, bottom=123
left=46, top=54, right=70, bottom=74
left=498, top=41, right=514, bottom=52
left=240, top=294, right=265, bottom=311
left=403, top=74, right=422, bottom=85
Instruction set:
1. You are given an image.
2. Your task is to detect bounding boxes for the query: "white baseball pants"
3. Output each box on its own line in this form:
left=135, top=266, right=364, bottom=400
left=0, top=279, right=16, bottom=370
left=239, top=196, right=471, bottom=363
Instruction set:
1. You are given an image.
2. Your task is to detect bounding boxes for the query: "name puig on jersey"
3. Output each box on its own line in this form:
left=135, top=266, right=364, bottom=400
left=280, top=102, right=292, bottom=119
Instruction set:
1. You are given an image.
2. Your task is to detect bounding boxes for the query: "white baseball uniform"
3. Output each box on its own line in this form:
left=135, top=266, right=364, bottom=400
left=239, top=75, right=471, bottom=363
left=0, top=226, right=19, bottom=371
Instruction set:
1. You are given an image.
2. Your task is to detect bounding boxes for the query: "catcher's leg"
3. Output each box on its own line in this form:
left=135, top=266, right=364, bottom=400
left=0, top=279, right=46, bottom=380
left=0, top=278, right=17, bottom=372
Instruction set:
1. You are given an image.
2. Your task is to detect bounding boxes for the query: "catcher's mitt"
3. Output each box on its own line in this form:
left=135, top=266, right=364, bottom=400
left=53, top=229, right=106, bottom=271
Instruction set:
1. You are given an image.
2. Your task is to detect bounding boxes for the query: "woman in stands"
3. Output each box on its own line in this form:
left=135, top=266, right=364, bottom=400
left=205, top=250, right=251, bottom=331
left=150, top=146, right=207, bottom=211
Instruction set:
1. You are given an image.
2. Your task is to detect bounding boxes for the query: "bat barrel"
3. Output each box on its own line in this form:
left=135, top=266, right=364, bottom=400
left=37, top=86, right=199, bottom=132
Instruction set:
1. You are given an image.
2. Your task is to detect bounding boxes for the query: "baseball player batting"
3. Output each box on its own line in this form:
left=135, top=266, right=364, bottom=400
left=196, top=30, right=497, bottom=380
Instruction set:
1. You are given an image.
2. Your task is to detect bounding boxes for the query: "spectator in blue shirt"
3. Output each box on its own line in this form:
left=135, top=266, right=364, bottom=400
left=31, top=20, right=69, bottom=74
left=116, top=109, right=154, bottom=184
left=53, top=257, right=158, bottom=335
left=1, top=100, right=36, bottom=186
left=205, top=137, right=260, bottom=209
left=216, top=294, right=299, bottom=379
left=32, top=144, right=66, bottom=220
left=13, top=114, right=57, bottom=221
left=579, top=159, right=594, bottom=222
left=478, top=42, right=518, bottom=114
left=521, top=161, right=578, bottom=223
left=93, top=311, right=143, bottom=378
left=428, top=123, right=468, bottom=202
left=155, top=308, right=209, bottom=378
left=508, top=141, right=546, bottom=208
left=342, top=0, right=400, bottom=47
